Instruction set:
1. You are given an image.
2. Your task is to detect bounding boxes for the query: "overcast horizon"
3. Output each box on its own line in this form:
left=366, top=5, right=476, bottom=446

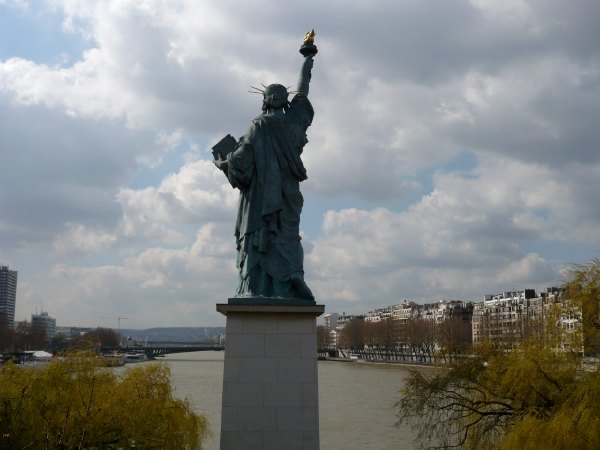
left=1, top=0, right=599, bottom=328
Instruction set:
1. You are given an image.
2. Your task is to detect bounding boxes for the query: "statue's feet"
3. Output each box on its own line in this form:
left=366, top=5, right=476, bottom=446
left=291, top=273, right=315, bottom=301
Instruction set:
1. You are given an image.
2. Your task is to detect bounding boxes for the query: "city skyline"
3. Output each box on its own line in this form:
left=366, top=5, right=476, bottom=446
left=1, top=1, right=599, bottom=328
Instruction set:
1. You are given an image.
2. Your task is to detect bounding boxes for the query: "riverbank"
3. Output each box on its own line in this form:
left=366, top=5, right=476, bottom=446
left=322, top=356, right=437, bottom=369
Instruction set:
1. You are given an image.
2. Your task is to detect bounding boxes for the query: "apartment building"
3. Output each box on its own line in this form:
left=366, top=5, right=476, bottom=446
left=471, top=288, right=580, bottom=347
left=0, top=265, right=18, bottom=328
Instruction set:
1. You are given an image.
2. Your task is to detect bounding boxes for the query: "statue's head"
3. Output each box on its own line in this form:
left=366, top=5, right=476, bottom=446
left=249, top=83, right=291, bottom=112
left=262, top=84, right=289, bottom=112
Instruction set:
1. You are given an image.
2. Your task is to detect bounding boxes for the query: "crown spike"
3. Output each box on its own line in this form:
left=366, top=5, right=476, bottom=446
left=249, top=86, right=266, bottom=94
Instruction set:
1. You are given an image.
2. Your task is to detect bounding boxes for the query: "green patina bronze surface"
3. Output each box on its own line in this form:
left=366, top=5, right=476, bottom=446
left=214, top=32, right=318, bottom=302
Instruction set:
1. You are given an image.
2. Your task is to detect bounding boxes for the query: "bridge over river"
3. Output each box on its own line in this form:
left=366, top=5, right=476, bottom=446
left=115, top=342, right=224, bottom=359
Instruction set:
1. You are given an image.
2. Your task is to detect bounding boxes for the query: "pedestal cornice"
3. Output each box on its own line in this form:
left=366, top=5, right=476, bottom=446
left=217, top=300, right=325, bottom=317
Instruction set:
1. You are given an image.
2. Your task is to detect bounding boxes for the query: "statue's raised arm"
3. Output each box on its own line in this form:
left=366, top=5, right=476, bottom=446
left=297, top=29, right=318, bottom=97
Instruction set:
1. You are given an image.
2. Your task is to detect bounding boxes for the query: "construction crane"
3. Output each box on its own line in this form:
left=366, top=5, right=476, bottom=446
left=101, top=316, right=128, bottom=330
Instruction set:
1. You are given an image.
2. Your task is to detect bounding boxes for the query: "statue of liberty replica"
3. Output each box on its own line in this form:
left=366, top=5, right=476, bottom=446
left=213, top=31, right=318, bottom=302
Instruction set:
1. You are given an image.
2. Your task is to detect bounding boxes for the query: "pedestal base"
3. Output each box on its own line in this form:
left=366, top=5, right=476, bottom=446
left=217, top=300, right=325, bottom=450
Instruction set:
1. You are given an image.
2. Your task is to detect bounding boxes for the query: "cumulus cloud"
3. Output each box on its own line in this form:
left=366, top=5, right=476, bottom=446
left=116, top=160, right=237, bottom=240
left=17, top=223, right=237, bottom=327
left=52, top=223, right=118, bottom=255
left=307, top=154, right=599, bottom=313
left=0, top=93, right=184, bottom=252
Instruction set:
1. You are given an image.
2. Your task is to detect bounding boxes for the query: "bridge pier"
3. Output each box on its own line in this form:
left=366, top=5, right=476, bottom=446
left=217, top=299, right=325, bottom=450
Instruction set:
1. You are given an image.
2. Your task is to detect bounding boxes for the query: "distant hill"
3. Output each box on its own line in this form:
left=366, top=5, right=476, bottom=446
left=118, top=327, right=225, bottom=343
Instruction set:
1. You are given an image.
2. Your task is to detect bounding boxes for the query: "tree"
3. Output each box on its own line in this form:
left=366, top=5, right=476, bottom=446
left=30, top=322, right=48, bottom=349
left=397, top=340, right=581, bottom=449
left=50, top=331, right=70, bottom=352
left=363, top=319, right=398, bottom=350
left=0, top=352, right=210, bottom=449
left=363, top=320, right=380, bottom=348
left=562, top=258, right=600, bottom=355
left=316, top=325, right=331, bottom=349
left=403, top=318, right=435, bottom=361
left=501, top=366, right=600, bottom=450
left=0, top=314, right=15, bottom=352
left=338, top=318, right=365, bottom=351
left=381, top=318, right=399, bottom=349
left=436, top=316, right=472, bottom=363
left=12, top=321, right=47, bottom=351
left=75, top=327, right=121, bottom=349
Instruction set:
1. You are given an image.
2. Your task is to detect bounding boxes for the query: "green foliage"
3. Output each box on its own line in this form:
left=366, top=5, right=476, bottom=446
left=502, top=366, right=600, bottom=450
left=0, top=353, right=209, bottom=449
left=397, top=340, right=582, bottom=449
left=563, top=258, right=600, bottom=355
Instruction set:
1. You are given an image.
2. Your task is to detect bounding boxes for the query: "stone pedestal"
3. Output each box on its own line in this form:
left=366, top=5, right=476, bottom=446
left=217, top=300, right=325, bottom=450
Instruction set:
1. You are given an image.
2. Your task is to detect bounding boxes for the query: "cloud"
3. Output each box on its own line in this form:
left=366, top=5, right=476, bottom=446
left=17, top=223, right=237, bottom=328
left=307, top=154, right=599, bottom=313
left=116, top=160, right=237, bottom=245
left=0, top=94, right=171, bottom=250
left=52, top=223, right=118, bottom=255
left=438, top=60, right=600, bottom=167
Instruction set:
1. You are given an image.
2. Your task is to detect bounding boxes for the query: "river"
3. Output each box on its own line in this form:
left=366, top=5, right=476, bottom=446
left=158, top=351, right=418, bottom=450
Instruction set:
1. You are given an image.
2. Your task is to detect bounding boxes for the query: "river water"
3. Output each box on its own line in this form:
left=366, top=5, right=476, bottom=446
left=159, top=351, right=418, bottom=450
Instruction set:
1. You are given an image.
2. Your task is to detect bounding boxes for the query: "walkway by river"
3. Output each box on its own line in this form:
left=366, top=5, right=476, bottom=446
left=160, top=351, right=420, bottom=450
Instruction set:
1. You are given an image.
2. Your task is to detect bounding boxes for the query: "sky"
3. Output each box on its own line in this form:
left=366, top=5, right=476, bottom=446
left=1, top=0, right=599, bottom=329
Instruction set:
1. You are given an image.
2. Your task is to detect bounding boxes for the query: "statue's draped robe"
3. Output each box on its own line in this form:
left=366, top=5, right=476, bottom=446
left=226, top=94, right=313, bottom=298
